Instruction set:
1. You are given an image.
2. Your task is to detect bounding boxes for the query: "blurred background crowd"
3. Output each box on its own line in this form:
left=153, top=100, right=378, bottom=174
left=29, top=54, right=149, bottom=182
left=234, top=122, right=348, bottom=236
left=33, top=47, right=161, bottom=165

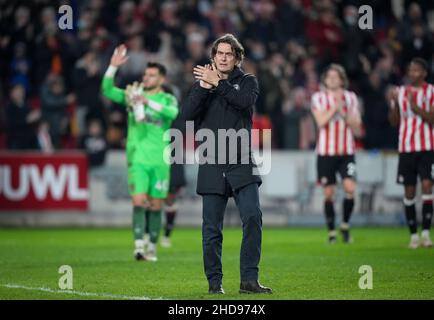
left=1, top=0, right=434, bottom=166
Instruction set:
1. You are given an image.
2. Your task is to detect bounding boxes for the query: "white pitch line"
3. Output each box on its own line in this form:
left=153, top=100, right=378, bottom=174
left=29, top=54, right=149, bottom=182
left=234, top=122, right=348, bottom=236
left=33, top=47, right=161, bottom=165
left=2, top=284, right=161, bottom=300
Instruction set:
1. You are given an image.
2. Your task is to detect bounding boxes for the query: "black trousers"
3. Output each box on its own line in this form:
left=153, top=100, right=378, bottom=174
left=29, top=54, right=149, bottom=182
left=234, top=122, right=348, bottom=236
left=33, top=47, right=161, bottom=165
left=202, top=182, right=263, bottom=285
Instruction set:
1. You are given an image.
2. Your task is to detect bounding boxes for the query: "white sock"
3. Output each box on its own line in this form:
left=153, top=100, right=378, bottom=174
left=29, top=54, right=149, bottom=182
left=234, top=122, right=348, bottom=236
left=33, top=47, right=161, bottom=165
left=135, top=239, right=145, bottom=250
left=340, top=223, right=350, bottom=230
left=421, top=230, right=430, bottom=238
left=148, top=242, right=156, bottom=252
left=144, top=233, right=150, bottom=243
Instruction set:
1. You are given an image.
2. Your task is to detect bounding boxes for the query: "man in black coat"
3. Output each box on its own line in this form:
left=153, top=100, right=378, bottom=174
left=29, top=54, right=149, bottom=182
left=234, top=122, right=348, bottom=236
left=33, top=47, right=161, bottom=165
left=183, top=34, right=272, bottom=295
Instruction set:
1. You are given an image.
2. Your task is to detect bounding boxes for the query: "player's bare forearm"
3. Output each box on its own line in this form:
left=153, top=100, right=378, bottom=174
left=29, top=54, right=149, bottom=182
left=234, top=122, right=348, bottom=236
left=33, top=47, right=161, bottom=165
left=388, top=108, right=400, bottom=127
left=346, top=115, right=362, bottom=135
left=388, top=97, right=400, bottom=127
left=312, top=108, right=338, bottom=128
left=412, top=106, right=434, bottom=125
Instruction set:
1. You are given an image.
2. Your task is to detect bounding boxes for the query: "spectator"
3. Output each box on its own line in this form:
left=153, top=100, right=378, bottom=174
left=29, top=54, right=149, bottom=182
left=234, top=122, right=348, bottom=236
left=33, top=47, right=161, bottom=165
left=35, top=120, right=54, bottom=154
left=185, top=32, right=208, bottom=66
left=341, top=5, right=376, bottom=78
left=401, top=23, right=433, bottom=65
left=305, top=7, right=343, bottom=67
left=282, top=87, right=310, bottom=149
left=105, top=108, right=127, bottom=149
left=72, top=51, right=104, bottom=134
left=11, top=5, right=33, bottom=46
left=207, top=0, right=239, bottom=36
left=34, top=8, right=67, bottom=86
left=397, top=2, right=429, bottom=44
left=40, top=75, right=75, bottom=149
left=10, top=42, right=31, bottom=93
left=242, top=1, right=281, bottom=52
left=80, top=118, right=107, bottom=167
left=5, top=84, right=40, bottom=149
left=277, top=0, right=305, bottom=42
left=360, top=71, right=397, bottom=149
left=118, top=35, right=148, bottom=82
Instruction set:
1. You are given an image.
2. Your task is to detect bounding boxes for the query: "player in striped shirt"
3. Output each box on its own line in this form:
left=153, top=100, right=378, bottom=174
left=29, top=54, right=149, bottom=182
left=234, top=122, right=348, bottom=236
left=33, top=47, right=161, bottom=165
left=311, top=64, right=362, bottom=244
left=389, top=57, right=434, bottom=249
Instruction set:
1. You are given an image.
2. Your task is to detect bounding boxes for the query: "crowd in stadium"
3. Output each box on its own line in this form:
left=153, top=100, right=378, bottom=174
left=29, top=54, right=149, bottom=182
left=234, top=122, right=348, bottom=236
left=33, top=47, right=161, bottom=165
left=1, top=0, right=434, bottom=160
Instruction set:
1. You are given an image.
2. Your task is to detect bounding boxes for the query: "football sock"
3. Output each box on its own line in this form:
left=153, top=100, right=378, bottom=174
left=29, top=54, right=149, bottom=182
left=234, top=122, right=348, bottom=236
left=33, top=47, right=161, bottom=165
left=133, top=206, right=145, bottom=241
left=421, top=229, right=430, bottom=237
left=403, top=198, right=417, bottom=234
left=165, top=210, right=177, bottom=237
left=145, top=210, right=150, bottom=234
left=421, top=195, right=433, bottom=231
left=343, top=196, right=354, bottom=224
left=149, top=209, right=162, bottom=244
left=324, top=200, right=335, bottom=231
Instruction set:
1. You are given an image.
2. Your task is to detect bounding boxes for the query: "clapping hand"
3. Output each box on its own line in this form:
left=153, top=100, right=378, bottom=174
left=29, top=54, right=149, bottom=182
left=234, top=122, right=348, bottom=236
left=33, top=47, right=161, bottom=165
left=332, top=94, right=345, bottom=118
left=194, top=64, right=220, bottom=88
left=407, top=90, right=418, bottom=114
left=130, top=95, right=148, bottom=106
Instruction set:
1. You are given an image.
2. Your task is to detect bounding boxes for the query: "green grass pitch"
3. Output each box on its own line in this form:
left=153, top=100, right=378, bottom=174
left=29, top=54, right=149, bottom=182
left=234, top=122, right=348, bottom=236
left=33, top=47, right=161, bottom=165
left=0, top=227, right=433, bottom=300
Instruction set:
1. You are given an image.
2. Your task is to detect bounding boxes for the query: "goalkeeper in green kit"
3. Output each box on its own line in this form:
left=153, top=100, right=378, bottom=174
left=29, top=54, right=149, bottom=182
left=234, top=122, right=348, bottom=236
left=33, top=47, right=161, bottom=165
left=101, top=44, right=178, bottom=261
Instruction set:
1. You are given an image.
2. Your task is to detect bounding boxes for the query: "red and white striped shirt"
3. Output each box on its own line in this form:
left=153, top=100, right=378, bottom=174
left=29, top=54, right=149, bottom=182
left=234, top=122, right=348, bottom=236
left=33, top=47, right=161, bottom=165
left=397, top=83, right=434, bottom=153
left=311, top=90, right=360, bottom=156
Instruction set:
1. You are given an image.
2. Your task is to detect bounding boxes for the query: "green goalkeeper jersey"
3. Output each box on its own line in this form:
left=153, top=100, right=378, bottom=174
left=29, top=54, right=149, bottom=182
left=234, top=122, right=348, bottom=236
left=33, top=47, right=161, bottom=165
left=101, top=76, right=178, bottom=166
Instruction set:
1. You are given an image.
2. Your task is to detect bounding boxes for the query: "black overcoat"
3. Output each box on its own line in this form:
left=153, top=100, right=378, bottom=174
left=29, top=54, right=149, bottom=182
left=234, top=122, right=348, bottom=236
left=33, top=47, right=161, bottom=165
left=182, top=67, right=262, bottom=195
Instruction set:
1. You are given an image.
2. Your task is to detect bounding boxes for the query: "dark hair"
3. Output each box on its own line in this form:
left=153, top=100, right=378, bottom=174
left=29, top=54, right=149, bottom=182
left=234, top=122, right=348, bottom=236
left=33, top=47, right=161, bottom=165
left=210, top=34, right=245, bottom=67
left=321, top=63, right=349, bottom=89
left=410, top=57, right=428, bottom=72
left=146, top=62, right=167, bottom=76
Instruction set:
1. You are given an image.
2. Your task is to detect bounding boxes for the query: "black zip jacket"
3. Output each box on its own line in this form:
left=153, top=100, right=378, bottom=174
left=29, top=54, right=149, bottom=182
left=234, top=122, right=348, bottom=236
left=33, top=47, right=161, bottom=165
left=182, top=67, right=262, bottom=195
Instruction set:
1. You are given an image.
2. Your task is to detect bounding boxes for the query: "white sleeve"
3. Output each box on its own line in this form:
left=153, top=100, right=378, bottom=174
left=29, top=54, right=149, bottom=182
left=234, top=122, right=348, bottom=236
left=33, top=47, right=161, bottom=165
left=104, top=65, right=118, bottom=78
left=147, top=99, right=163, bottom=112
left=351, top=92, right=360, bottom=115
left=311, top=92, right=322, bottom=112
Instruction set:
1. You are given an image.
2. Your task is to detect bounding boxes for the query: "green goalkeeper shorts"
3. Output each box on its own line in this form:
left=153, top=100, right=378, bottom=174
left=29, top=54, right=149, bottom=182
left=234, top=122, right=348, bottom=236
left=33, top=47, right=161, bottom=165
left=128, top=163, right=170, bottom=198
